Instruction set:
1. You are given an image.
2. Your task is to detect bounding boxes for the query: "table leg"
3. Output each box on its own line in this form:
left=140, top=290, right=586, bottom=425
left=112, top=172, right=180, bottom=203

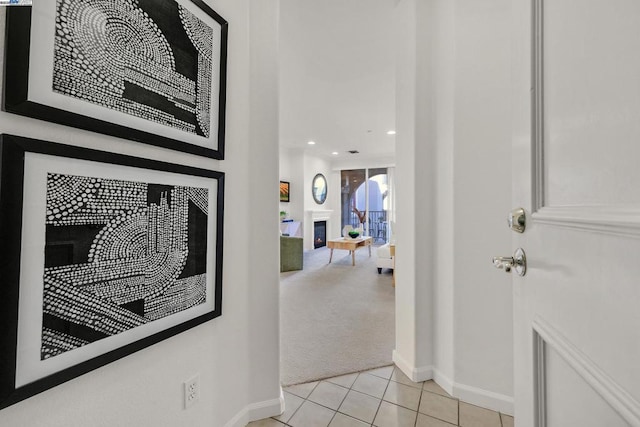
left=368, top=244, right=371, bottom=257
left=329, top=248, right=334, bottom=263
left=352, top=250, right=355, bottom=266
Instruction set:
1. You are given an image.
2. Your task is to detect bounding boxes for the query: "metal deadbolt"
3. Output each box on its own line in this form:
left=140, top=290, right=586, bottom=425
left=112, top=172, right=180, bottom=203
left=508, top=208, right=526, bottom=233
left=493, top=248, right=527, bottom=276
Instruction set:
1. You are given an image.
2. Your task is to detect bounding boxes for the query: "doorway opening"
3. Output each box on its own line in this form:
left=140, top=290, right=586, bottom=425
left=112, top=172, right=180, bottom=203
left=277, top=1, right=397, bottom=387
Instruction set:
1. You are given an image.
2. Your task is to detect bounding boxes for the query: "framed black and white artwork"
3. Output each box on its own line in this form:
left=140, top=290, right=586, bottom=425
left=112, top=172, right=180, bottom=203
left=0, top=134, right=224, bottom=409
left=4, top=0, right=228, bottom=159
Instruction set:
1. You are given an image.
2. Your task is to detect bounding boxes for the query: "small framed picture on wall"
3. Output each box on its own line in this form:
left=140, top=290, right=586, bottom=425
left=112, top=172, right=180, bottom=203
left=280, top=181, right=290, bottom=202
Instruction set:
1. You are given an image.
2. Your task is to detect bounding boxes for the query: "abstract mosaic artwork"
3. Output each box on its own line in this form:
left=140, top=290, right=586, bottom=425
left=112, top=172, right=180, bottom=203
left=53, top=0, right=214, bottom=137
left=0, top=135, right=224, bottom=409
left=42, top=173, right=208, bottom=360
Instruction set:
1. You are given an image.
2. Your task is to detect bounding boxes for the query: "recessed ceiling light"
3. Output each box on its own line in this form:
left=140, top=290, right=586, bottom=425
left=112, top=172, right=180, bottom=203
left=387, top=130, right=396, bottom=135
left=331, top=151, right=339, bottom=155
left=307, top=141, right=316, bottom=145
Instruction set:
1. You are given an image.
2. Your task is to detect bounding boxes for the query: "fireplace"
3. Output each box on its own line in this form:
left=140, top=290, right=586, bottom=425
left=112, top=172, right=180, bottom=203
left=305, top=209, right=333, bottom=250
left=314, top=221, right=327, bottom=249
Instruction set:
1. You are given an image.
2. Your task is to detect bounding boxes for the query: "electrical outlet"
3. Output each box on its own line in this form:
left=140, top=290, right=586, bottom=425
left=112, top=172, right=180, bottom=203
left=184, top=374, right=200, bottom=409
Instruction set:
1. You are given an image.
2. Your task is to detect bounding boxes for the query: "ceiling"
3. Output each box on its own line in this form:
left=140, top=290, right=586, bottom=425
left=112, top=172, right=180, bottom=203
left=279, top=0, right=396, bottom=161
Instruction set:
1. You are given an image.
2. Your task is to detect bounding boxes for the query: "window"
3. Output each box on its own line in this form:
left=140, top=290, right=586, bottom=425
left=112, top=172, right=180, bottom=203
left=340, top=168, right=393, bottom=243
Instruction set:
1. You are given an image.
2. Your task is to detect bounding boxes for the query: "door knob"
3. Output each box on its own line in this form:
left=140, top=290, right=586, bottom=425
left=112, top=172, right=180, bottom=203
left=493, top=248, right=527, bottom=276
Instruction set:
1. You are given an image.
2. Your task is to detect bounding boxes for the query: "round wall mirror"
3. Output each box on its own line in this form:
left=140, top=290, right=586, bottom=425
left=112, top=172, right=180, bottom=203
left=312, top=173, right=327, bottom=204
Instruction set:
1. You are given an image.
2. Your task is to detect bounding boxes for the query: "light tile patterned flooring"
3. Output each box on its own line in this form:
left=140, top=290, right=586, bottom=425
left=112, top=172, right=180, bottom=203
left=248, top=366, right=514, bottom=427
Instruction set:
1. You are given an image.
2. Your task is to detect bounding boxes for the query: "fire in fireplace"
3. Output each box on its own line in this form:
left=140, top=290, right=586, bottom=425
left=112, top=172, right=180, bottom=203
left=314, top=221, right=326, bottom=249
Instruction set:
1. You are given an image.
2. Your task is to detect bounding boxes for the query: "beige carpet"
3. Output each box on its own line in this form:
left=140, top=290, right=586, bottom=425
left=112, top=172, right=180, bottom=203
left=280, top=244, right=395, bottom=386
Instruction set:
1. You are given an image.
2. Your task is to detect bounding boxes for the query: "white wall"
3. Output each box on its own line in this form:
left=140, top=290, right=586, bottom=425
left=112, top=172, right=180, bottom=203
left=429, top=0, right=456, bottom=388
left=278, top=148, right=304, bottom=221
left=279, top=148, right=292, bottom=215
left=303, top=155, right=333, bottom=214
left=278, top=150, right=337, bottom=249
left=394, top=0, right=514, bottom=415
left=328, top=168, right=343, bottom=240
left=452, top=0, right=513, bottom=406
left=278, top=0, right=396, bottom=160
left=247, top=0, right=282, bottom=416
left=330, top=155, right=395, bottom=172
left=303, top=154, right=335, bottom=249
left=303, top=154, right=335, bottom=211
left=393, top=0, right=436, bottom=378
left=0, top=1, right=282, bottom=426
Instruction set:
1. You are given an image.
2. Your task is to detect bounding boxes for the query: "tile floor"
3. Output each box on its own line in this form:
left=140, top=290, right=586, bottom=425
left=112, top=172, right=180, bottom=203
left=247, top=366, right=514, bottom=427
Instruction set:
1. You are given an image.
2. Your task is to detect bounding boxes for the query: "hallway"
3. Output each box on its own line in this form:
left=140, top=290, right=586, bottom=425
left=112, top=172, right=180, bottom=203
left=249, top=366, right=514, bottom=427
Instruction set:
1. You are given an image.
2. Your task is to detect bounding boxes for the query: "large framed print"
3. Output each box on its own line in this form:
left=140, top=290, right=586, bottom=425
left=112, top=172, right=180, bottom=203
left=4, top=0, right=228, bottom=159
left=0, top=134, right=224, bottom=409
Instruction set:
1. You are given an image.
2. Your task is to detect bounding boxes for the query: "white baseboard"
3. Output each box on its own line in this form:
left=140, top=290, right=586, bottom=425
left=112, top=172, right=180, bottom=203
left=224, top=388, right=284, bottom=427
left=432, top=368, right=455, bottom=396
left=392, top=350, right=433, bottom=382
left=392, top=352, right=514, bottom=416
left=453, top=381, right=513, bottom=416
left=432, top=368, right=513, bottom=416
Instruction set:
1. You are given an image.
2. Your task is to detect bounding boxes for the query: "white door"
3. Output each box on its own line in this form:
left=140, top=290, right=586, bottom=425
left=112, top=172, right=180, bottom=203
left=511, top=1, right=640, bottom=426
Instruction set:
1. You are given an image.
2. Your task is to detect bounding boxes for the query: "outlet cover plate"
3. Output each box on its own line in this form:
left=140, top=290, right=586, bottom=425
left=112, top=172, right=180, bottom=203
left=184, top=374, right=200, bottom=409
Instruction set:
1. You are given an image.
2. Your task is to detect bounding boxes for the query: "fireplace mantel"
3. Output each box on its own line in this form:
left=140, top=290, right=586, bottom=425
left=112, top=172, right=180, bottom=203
left=307, top=209, right=333, bottom=221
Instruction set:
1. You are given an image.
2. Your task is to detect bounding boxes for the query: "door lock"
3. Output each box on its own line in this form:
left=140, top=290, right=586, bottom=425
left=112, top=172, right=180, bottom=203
left=493, top=248, right=527, bottom=276
left=508, top=208, right=526, bottom=233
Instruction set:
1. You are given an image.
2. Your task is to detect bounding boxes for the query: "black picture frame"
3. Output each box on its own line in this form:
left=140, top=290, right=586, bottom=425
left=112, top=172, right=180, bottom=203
left=280, top=181, right=290, bottom=202
left=4, top=1, right=228, bottom=159
left=0, top=134, right=224, bottom=409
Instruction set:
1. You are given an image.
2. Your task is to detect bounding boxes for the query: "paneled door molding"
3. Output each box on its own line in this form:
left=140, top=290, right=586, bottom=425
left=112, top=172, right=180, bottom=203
left=530, top=0, right=640, bottom=237
left=533, top=317, right=640, bottom=427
